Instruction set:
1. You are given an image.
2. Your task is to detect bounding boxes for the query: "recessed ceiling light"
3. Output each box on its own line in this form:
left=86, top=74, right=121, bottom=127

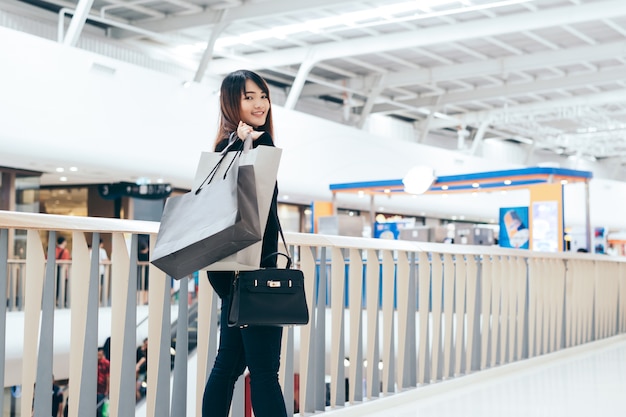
left=69, top=167, right=78, bottom=172
left=56, top=167, right=64, bottom=173
left=60, top=176, right=68, bottom=182
left=504, top=180, right=512, bottom=185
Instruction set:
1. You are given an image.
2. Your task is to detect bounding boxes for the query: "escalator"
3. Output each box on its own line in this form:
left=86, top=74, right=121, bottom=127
left=135, top=288, right=204, bottom=406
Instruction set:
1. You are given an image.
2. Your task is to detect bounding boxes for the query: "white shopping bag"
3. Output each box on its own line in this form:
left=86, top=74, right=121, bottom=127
left=192, top=142, right=282, bottom=271
left=151, top=154, right=260, bottom=279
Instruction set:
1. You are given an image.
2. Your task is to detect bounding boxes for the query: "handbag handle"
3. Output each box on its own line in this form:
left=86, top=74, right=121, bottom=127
left=261, top=251, right=292, bottom=269
left=195, top=134, right=252, bottom=195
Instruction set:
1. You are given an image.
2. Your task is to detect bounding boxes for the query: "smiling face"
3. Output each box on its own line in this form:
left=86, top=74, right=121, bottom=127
left=239, top=79, right=270, bottom=128
left=215, top=70, right=274, bottom=146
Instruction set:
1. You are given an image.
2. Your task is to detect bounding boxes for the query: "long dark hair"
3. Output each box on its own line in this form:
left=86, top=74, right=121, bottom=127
left=214, top=69, right=274, bottom=148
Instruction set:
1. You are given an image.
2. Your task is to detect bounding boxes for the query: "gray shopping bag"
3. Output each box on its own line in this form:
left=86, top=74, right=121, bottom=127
left=150, top=150, right=261, bottom=280
left=198, top=144, right=282, bottom=271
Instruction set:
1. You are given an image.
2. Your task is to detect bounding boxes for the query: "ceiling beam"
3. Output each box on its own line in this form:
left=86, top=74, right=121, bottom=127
left=369, top=66, right=626, bottom=113
left=208, top=0, right=626, bottom=74
left=301, top=40, right=626, bottom=97
left=110, top=0, right=359, bottom=38
left=62, top=0, right=95, bottom=46
left=427, top=89, right=626, bottom=130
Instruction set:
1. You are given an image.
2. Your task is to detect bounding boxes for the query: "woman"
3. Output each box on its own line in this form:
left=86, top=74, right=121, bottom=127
left=202, top=69, right=286, bottom=417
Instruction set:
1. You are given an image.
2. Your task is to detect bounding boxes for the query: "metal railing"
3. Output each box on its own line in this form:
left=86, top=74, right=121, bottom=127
left=5, top=257, right=155, bottom=311
left=0, top=210, right=625, bottom=417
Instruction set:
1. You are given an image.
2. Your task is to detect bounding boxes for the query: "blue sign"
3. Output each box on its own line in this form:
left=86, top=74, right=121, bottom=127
left=499, top=207, right=529, bottom=249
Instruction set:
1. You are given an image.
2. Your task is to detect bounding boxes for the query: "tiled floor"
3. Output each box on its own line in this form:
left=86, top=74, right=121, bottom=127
left=322, top=335, right=626, bottom=417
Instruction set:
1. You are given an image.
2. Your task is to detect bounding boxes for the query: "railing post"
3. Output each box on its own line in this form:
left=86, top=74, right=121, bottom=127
left=417, top=251, right=431, bottom=384
left=171, top=276, right=189, bottom=417
left=380, top=250, right=396, bottom=392
left=470, top=255, right=482, bottom=371
left=453, top=254, right=467, bottom=376
left=347, top=248, right=364, bottom=402
left=298, top=245, right=318, bottom=414
left=281, top=325, right=295, bottom=416
left=20, top=230, right=46, bottom=414
left=0, top=229, right=8, bottom=415
left=501, top=256, right=512, bottom=364
left=480, top=255, right=493, bottom=368
left=442, top=252, right=455, bottom=378
left=329, top=247, right=346, bottom=407
left=68, top=231, right=99, bottom=417
left=33, top=231, right=57, bottom=417
left=108, top=233, right=138, bottom=417
left=430, top=252, right=443, bottom=381
left=521, top=257, right=530, bottom=360
left=395, top=250, right=411, bottom=389
left=490, top=255, right=502, bottom=367
left=406, top=251, right=417, bottom=386
left=315, top=247, right=328, bottom=411
left=365, top=249, right=381, bottom=397
left=195, top=278, right=219, bottom=417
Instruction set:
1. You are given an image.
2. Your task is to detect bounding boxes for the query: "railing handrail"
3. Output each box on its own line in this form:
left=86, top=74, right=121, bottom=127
left=0, top=209, right=159, bottom=234
left=284, top=229, right=626, bottom=261
left=2, top=209, right=623, bottom=263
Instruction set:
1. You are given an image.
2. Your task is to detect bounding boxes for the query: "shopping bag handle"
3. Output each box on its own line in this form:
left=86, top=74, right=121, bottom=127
left=225, top=132, right=253, bottom=153
left=219, top=134, right=253, bottom=181
left=195, top=134, right=252, bottom=195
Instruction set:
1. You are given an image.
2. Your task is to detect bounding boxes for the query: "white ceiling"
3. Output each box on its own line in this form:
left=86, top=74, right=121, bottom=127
left=5, top=0, right=626, bottom=174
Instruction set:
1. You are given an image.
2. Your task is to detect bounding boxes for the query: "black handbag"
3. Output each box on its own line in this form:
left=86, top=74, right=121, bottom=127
left=227, top=219, right=309, bottom=327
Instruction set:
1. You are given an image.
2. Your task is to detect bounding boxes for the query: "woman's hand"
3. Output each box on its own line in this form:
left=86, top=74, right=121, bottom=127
left=237, top=121, right=263, bottom=140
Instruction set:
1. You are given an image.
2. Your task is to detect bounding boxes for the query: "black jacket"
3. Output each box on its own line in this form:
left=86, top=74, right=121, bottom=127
left=208, top=132, right=279, bottom=298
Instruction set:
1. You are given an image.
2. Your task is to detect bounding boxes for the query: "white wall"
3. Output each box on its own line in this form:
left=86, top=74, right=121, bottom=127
left=1, top=26, right=625, bottom=229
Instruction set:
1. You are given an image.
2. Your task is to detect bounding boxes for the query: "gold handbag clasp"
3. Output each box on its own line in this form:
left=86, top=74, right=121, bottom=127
left=267, top=280, right=281, bottom=288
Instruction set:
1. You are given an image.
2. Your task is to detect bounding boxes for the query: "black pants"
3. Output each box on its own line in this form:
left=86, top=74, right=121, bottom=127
left=201, top=295, right=287, bottom=417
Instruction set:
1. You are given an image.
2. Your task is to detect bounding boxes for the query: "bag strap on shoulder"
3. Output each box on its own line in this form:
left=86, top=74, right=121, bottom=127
left=260, top=203, right=292, bottom=268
